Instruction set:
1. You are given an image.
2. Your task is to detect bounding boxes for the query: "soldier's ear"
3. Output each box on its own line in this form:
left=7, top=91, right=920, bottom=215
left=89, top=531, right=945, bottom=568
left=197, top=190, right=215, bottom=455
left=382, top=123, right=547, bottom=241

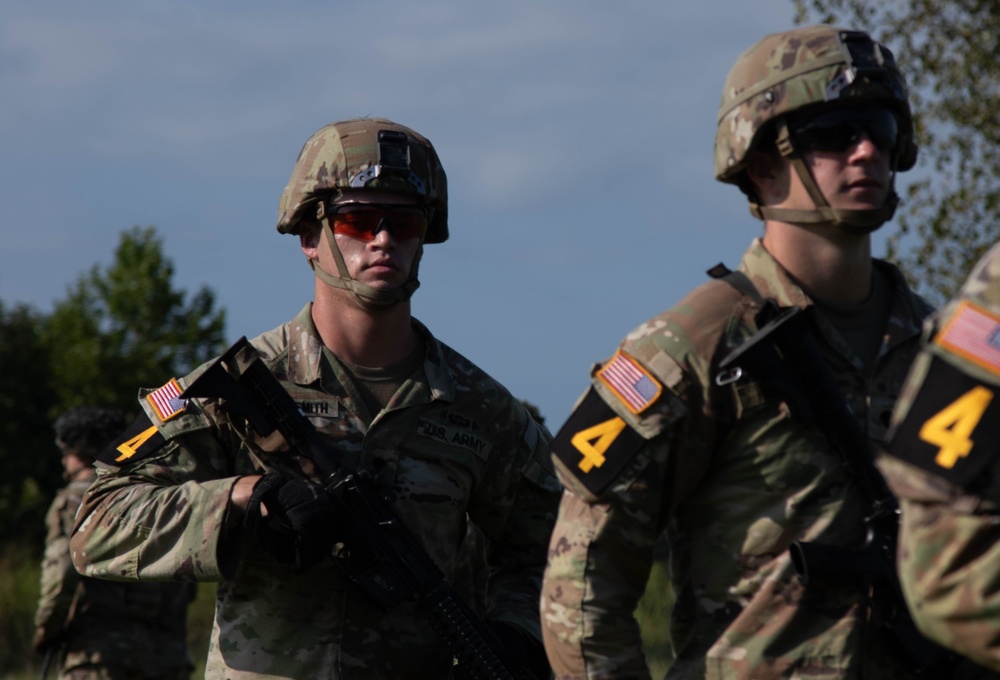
left=745, top=151, right=790, bottom=206
left=298, top=221, right=322, bottom=253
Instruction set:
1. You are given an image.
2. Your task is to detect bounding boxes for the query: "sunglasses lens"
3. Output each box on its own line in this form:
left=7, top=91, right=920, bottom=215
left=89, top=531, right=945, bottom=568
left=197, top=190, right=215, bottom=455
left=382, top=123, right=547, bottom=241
left=794, top=107, right=898, bottom=154
left=331, top=206, right=428, bottom=242
left=386, top=210, right=430, bottom=239
left=333, top=209, right=380, bottom=241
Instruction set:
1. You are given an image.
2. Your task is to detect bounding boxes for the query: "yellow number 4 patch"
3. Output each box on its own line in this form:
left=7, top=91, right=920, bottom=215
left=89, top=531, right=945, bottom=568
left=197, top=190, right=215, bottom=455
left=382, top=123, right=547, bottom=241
left=919, top=385, right=994, bottom=469
left=115, top=424, right=160, bottom=462
left=571, top=416, right=627, bottom=473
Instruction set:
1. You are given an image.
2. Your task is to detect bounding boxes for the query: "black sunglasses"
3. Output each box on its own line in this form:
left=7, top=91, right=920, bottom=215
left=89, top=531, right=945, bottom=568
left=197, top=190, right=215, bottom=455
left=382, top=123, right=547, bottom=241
left=792, top=107, right=899, bottom=155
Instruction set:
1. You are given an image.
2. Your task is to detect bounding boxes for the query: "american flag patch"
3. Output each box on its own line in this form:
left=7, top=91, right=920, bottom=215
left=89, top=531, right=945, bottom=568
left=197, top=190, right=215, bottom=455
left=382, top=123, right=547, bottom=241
left=146, top=378, right=187, bottom=422
left=597, top=350, right=662, bottom=414
left=935, top=301, right=1000, bottom=377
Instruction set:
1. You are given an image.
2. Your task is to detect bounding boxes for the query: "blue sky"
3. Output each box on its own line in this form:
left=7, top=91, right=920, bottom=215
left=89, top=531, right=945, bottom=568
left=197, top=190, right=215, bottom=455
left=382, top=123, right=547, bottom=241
left=1, top=1, right=888, bottom=430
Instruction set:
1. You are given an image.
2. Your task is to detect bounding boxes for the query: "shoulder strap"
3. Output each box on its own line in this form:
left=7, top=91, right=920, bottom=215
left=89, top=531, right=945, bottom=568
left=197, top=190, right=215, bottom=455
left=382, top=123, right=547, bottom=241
left=704, top=263, right=770, bottom=424
left=706, top=262, right=766, bottom=306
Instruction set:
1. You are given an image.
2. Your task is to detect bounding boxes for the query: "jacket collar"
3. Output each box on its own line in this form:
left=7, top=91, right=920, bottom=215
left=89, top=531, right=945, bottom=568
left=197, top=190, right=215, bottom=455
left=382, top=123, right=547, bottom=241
left=282, top=303, right=456, bottom=403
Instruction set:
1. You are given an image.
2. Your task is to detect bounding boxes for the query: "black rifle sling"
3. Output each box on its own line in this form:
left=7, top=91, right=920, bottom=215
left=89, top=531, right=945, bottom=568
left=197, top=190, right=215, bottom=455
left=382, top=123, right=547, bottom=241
left=707, top=263, right=889, bottom=499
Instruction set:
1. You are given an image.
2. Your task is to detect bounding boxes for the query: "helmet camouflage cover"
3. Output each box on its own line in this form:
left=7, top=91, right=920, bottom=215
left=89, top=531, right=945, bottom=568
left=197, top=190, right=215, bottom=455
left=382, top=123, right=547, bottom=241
left=715, top=25, right=917, bottom=185
left=277, top=118, right=448, bottom=243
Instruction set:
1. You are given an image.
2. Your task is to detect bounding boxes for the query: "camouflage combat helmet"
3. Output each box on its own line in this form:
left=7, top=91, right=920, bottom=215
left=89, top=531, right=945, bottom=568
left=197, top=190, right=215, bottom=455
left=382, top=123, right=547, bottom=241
left=715, top=25, right=917, bottom=231
left=277, top=118, right=448, bottom=309
left=277, top=118, right=448, bottom=242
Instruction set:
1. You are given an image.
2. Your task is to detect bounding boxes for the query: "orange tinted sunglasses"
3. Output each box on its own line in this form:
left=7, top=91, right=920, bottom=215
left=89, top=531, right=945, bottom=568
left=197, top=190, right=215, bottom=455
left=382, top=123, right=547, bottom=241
left=329, top=204, right=429, bottom=242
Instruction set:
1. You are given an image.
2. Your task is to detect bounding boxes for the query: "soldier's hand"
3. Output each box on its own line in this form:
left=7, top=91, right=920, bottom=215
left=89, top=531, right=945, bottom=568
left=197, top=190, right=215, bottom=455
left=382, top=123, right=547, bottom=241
left=245, top=474, right=337, bottom=571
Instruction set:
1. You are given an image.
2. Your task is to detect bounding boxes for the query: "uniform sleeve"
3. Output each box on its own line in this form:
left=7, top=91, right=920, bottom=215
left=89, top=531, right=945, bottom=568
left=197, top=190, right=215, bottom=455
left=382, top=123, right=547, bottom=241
left=470, top=406, right=562, bottom=643
left=70, top=409, right=244, bottom=582
left=33, top=494, right=82, bottom=649
left=878, top=278, right=1000, bottom=672
left=541, top=366, right=688, bottom=680
left=542, top=438, right=673, bottom=679
left=879, top=455, right=1000, bottom=672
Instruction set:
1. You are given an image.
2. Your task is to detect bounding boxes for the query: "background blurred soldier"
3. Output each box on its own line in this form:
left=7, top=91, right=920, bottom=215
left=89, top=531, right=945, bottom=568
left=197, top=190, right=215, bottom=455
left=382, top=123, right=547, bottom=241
left=33, top=406, right=194, bottom=680
left=880, top=242, right=1000, bottom=672
left=541, top=25, right=940, bottom=678
left=69, top=118, right=560, bottom=679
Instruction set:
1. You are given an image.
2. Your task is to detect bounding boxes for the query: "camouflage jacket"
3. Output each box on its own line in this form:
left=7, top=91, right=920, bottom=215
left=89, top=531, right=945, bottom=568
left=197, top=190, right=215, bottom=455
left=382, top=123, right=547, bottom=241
left=35, top=468, right=194, bottom=675
left=71, top=303, right=560, bottom=679
left=879, top=242, right=1000, bottom=672
left=542, top=239, right=932, bottom=679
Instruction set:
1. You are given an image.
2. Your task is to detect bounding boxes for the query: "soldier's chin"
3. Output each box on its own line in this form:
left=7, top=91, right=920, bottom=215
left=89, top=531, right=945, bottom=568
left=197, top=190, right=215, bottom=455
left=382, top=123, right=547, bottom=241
left=834, top=218, right=885, bottom=236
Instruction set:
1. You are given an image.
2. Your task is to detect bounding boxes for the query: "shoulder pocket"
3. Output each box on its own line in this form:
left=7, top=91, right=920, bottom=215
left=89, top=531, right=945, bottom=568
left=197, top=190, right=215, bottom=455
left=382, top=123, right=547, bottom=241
left=98, top=406, right=211, bottom=467
left=888, top=353, right=1000, bottom=490
left=552, top=387, right=647, bottom=498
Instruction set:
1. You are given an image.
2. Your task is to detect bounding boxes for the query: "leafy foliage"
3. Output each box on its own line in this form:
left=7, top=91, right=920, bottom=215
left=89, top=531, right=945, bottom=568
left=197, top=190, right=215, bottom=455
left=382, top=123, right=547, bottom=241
left=636, top=557, right=674, bottom=676
left=0, top=226, right=228, bottom=675
left=0, top=545, right=47, bottom=677
left=42, top=226, right=227, bottom=414
left=0, top=302, right=59, bottom=548
left=794, top=0, right=1000, bottom=305
left=0, top=226, right=227, bottom=547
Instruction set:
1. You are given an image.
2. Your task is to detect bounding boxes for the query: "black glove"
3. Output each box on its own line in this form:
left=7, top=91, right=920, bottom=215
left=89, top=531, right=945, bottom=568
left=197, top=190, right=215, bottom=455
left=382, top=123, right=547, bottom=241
left=244, top=474, right=337, bottom=571
left=488, top=622, right=552, bottom=680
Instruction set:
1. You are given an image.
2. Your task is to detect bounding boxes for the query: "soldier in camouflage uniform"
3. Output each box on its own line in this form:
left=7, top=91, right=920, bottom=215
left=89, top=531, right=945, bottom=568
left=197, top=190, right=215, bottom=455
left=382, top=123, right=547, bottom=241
left=69, top=118, right=560, bottom=679
left=541, top=26, right=937, bottom=678
left=34, top=406, right=194, bottom=680
left=879, top=242, right=1000, bottom=672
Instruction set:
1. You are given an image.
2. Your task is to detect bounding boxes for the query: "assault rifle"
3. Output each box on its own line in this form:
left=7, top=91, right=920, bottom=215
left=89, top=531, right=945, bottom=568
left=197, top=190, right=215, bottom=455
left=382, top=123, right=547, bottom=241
left=181, top=337, right=540, bottom=680
left=717, top=301, right=961, bottom=678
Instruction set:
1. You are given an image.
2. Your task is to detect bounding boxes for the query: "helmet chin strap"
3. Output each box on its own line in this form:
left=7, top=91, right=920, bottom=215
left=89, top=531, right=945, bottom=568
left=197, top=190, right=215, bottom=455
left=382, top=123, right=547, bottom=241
left=309, top=203, right=422, bottom=312
left=749, top=119, right=899, bottom=235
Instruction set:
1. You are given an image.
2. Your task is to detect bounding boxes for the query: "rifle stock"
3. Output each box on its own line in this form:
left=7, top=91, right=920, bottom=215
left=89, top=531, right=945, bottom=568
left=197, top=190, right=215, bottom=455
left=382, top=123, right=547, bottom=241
left=182, top=337, right=539, bottom=680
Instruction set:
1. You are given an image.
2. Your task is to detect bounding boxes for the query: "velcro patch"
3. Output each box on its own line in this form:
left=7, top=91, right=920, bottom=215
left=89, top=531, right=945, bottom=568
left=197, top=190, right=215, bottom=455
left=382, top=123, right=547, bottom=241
left=887, top=354, right=1000, bottom=489
left=553, top=387, right=645, bottom=496
left=98, top=412, right=166, bottom=466
left=416, top=418, right=492, bottom=459
left=597, top=351, right=662, bottom=414
left=935, top=301, right=1000, bottom=378
left=146, top=378, right=187, bottom=422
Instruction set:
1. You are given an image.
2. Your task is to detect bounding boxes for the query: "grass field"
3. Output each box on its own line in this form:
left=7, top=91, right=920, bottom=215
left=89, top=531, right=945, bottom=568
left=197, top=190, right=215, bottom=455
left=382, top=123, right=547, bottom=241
left=2, top=550, right=673, bottom=678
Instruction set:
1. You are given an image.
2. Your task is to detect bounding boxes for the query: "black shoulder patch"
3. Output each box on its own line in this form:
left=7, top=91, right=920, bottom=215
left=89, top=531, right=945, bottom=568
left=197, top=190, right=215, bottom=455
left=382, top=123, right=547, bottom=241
left=887, top=354, right=1000, bottom=489
left=97, top=411, right=166, bottom=466
left=553, top=387, right=645, bottom=496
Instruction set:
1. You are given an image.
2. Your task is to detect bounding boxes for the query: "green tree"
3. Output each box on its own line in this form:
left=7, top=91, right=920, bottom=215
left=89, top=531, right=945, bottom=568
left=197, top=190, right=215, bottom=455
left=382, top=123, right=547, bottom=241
left=793, top=0, right=1000, bottom=305
left=43, top=226, right=227, bottom=413
left=0, top=301, right=59, bottom=547
left=1, top=227, right=227, bottom=676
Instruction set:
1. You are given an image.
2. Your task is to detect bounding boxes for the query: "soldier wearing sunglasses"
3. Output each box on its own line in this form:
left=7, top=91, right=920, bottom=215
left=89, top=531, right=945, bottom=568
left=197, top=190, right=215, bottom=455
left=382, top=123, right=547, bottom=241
left=70, top=118, right=560, bottom=679
left=541, top=26, right=945, bottom=679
